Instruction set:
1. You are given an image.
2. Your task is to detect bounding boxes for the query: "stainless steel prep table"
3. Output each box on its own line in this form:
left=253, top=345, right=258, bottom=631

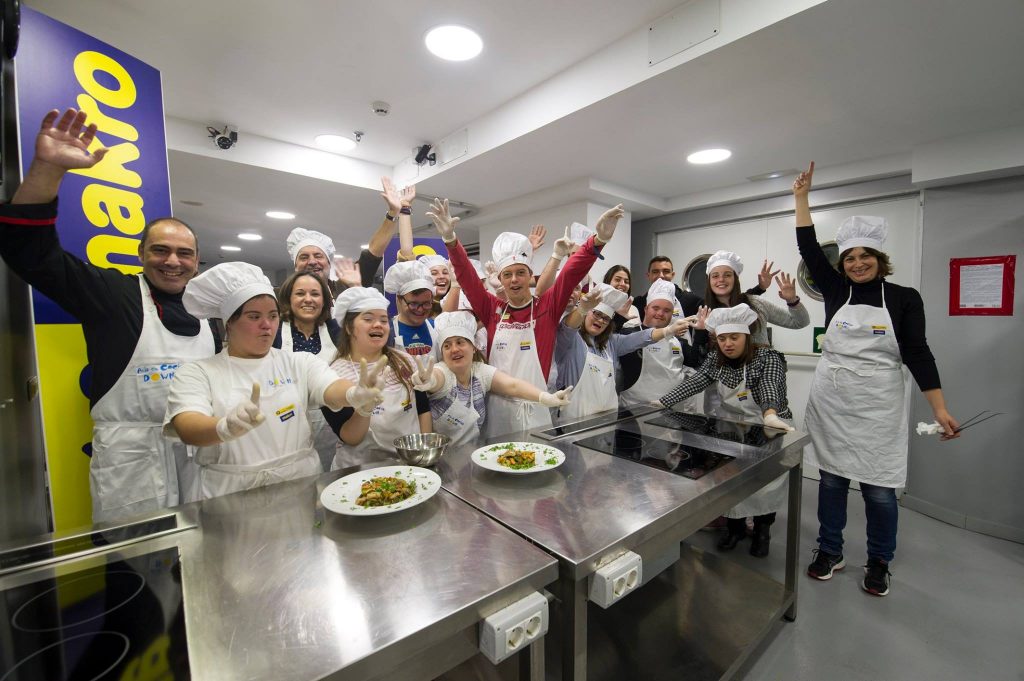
left=435, top=407, right=809, bottom=681
left=0, top=473, right=558, bottom=681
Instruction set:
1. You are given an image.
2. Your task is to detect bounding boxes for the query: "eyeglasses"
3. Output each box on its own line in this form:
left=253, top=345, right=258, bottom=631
left=401, top=297, right=433, bottom=311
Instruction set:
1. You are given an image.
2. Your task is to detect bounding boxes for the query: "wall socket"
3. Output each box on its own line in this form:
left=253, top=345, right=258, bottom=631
left=589, top=551, right=642, bottom=608
left=478, top=591, right=548, bottom=665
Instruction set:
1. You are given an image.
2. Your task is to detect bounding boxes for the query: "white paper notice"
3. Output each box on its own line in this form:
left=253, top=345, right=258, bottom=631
left=959, top=264, right=1004, bottom=308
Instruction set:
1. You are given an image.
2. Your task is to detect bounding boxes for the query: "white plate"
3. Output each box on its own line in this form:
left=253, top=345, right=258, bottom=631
left=470, top=442, right=566, bottom=474
left=320, top=465, right=441, bottom=516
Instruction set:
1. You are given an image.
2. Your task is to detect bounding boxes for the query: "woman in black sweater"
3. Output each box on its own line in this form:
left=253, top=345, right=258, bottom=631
left=794, top=162, right=959, bottom=597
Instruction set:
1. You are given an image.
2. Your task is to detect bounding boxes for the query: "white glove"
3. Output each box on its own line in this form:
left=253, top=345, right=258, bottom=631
left=763, top=413, right=795, bottom=432
left=552, top=226, right=573, bottom=259
left=216, top=383, right=266, bottom=442
left=594, top=204, right=624, bottom=243
left=411, top=355, right=442, bottom=392
left=576, top=289, right=601, bottom=314
left=539, top=386, right=573, bottom=407
left=425, top=198, right=460, bottom=243
left=346, top=358, right=386, bottom=416
left=916, top=421, right=944, bottom=435
left=664, top=317, right=690, bottom=337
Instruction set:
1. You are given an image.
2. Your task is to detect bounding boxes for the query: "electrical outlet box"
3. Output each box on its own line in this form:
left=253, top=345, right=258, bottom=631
left=589, top=551, right=642, bottom=608
left=479, top=591, right=548, bottom=665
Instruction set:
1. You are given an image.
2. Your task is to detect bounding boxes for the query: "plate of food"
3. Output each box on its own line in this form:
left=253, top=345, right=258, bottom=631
left=470, top=442, right=566, bottom=474
left=320, top=465, right=441, bottom=516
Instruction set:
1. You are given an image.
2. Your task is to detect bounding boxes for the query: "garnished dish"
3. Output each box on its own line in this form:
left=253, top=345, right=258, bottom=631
left=471, top=442, right=566, bottom=474
left=320, top=465, right=441, bottom=516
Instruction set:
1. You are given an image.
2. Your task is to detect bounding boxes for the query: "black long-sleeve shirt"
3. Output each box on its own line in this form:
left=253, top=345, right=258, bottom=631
left=0, top=199, right=221, bottom=407
left=797, top=225, right=940, bottom=391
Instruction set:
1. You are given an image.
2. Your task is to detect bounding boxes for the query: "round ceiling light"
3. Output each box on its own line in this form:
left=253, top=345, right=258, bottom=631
left=220, top=245, right=242, bottom=252
left=238, top=233, right=262, bottom=241
left=687, top=148, right=732, bottom=165
left=265, top=211, right=295, bottom=220
left=315, top=134, right=357, bottom=153
left=425, top=25, right=483, bottom=61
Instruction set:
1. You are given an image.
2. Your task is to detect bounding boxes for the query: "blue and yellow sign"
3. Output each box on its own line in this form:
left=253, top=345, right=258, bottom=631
left=17, top=8, right=172, bottom=530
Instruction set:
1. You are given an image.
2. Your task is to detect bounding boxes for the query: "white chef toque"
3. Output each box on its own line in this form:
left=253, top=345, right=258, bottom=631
left=706, top=250, right=743, bottom=275
left=836, top=216, right=888, bottom=253
left=434, top=311, right=478, bottom=345
left=492, top=232, right=534, bottom=274
left=383, top=260, right=434, bottom=296
left=286, top=228, right=338, bottom=280
left=591, top=282, right=630, bottom=318
left=332, top=287, right=389, bottom=323
left=646, top=278, right=676, bottom=305
left=706, top=303, right=759, bottom=335
left=183, top=262, right=275, bottom=320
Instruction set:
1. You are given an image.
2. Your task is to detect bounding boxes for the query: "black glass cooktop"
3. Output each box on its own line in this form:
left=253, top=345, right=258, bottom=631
left=1, top=546, right=190, bottom=680
left=537, top=404, right=663, bottom=440
left=575, top=428, right=734, bottom=480
left=645, top=410, right=771, bottom=447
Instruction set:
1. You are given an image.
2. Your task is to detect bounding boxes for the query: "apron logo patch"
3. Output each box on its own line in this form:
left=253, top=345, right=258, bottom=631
left=137, top=363, right=179, bottom=383
left=834, top=320, right=853, bottom=330
left=671, top=347, right=680, bottom=355
left=519, top=341, right=532, bottom=351
left=445, top=415, right=465, bottom=427
left=276, top=404, right=296, bottom=422
left=402, top=399, right=412, bottom=411
left=737, top=391, right=749, bottom=401
left=872, top=325, right=887, bottom=335
left=495, top=341, right=509, bottom=351
left=267, top=377, right=295, bottom=387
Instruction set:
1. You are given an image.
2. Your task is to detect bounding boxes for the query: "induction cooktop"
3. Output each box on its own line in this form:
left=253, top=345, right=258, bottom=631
left=1, top=546, right=190, bottom=680
left=644, top=410, right=771, bottom=447
left=574, top=428, right=734, bottom=480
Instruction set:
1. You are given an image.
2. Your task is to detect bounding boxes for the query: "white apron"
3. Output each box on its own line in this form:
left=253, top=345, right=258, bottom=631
left=485, top=301, right=553, bottom=437
left=563, top=347, right=617, bottom=420
left=433, top=370, right=485, bottom=447
left=90, top=276, right=215, bottom=523
left=198, top=356, right=321, bottom=500
left=332, top=365, right=420, bottom=470
left=804, top=285, right=910, bottom=487
left=715, top=364, right=788, bottom=518
left=621, top=332, right=701, bottom=412
left=281, top=321, right=337, bottom=472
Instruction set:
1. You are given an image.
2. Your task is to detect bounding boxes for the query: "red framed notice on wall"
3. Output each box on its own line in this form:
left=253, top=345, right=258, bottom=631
left=949, top=255, right=1015, bottom=316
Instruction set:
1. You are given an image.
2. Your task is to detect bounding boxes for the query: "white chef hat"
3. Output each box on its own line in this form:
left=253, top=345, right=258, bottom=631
left=286, top=228, right=337, bottom=280
left=836, top=216, right=888, bottom=253
left=468, top=259, right=486, bottom=279
left=592, top=282, right=630, bottom=318
left=383, top=260, right=434, bottom=296
left=419, top=254, right=450, bottom=272
left=434, top=311, right=478, bottom=345
left=183, top=262, right=275, bottom=320
left=492, top=232, right=534, bottom=274
left=706, top=250, right=743, bottom=275
left=333, top=286, right=389, bottom=323
left=569, top=222, right=595, bottom=246
left=646, top=278, right=676, bottom=305
left=706, top=303, right=759, bottom=335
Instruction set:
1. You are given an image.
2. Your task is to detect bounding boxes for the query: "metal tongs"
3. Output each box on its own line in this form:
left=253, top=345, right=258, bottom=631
left=953, top=410, right=1004, bottom=434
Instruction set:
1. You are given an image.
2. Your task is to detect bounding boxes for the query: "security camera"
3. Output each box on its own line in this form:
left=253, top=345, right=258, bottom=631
left=207, top=125, right=238, bottom=150
left=414, top=143, right=436, bottom=166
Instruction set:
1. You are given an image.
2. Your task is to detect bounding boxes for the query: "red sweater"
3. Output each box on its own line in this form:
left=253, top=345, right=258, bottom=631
left=448, top=236, right=601, bottom=381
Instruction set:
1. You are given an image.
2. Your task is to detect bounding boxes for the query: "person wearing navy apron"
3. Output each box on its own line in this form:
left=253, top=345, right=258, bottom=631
left=323, top=287, right=433, bottom=469
left=411, top=312, right=571, bottom=446
left=427, top=198, right=624, bottom=438
left=384, top=260, right=439, bottom=359
left=164, top=263, right=384, bottom=500
left=793, top=162, right=960, bottom=596
left=659, top=304, right=796, bottom=556
left=273, top=271, right=340, bottom=471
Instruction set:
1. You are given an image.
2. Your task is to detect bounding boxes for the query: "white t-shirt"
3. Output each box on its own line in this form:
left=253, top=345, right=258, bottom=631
left=164, top=349, right=338, bottom=467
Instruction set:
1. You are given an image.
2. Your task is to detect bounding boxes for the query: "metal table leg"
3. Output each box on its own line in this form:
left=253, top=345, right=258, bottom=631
left=784, top=461, right=803, bottom=621
left=560, top=573, right=589, bottom=681
left=519, top=635, right=545, bottom=681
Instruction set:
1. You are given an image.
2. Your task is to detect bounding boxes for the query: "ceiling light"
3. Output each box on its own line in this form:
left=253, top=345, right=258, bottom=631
left=747, top=168, right=799, bottom=182
left=425, top=25, right=483, bottom=61
left=221, top=245, right=242, bottom=252
left=687, top=148, right=732, bottom=165
left=238, top=233, right=262, bottom=241
left=360, top=244, right=370, bottom=249
left=315, top=134, right=357, bottom=153
left=266, top=211, right=295, bottom=220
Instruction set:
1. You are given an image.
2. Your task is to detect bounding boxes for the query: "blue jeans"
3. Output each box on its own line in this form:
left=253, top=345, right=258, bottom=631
left=816, top=470, right=898, bottom=563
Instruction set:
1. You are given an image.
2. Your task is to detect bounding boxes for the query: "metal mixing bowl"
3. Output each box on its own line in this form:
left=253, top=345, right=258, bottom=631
left=393, top=433, right=451, bottom=467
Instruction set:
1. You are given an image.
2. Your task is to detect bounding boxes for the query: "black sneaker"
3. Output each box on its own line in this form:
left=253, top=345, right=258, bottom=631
left=807, top=549, right=845, bottom=580
left=862, top=558, right=891, bottom=596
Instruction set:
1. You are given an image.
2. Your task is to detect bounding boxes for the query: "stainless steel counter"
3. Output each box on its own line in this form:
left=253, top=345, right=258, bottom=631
left=435, top=405, right=809, bottom=681
left=0, top=474, right=558, bottom=681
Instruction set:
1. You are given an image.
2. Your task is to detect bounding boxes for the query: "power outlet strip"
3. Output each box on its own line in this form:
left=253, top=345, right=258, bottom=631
left=479, top=591, right=548, bottom=665
left=589, top=551, right=642, bottom=608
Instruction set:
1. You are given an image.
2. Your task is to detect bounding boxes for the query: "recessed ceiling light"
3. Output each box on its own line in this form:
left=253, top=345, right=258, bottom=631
left=425, top=25, right=483, bottom=61
left=238, top=233, right=262, bottom=241
left=687, top=148, right=732, bottom=165
left=221, top=245, right=242, bottom=251
left=266, top=211, right=295, bottom=220
left=360, top=244, right=370, bottom=249
left=180, top=199, right=203, bottom=206
left=747, top=168, right=799, bottom=182
left=315, top=134, right=357, bottom=153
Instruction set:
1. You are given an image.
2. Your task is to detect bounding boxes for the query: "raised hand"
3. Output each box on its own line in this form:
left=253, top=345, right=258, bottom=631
left=539, top=386, right=573, bottom=407
left=792, top=161, right=814, bottom=197
left=425, top=198, right=460, bottom=243
left=399, top=183, right=416, bottom=207
left=380, top=176, right=403, bottom=213
left=346, top=358, right=387, bottom=416
left=34, top=109, right=108, bottom=171
left=411, top=355, right=440, bottom=392
left=617, top=296, right=634, bottom=317
left=758, top=260, right=781, bottom=290
left=334, top=256, right=361, bottom=287
left=216, top=383, right=266, bottom=442
left=775, top=272, right=798, bottom=303
left=694, top=305, right=711, bottom=331
left=552, top=226, right=573, bottom=259
left=527, top=224, right=547, bottom=251
left=577, top=288, right=601, bottom=313
left=595, top=204, right=625, bottom=243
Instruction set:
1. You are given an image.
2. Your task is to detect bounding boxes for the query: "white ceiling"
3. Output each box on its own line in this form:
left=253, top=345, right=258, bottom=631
left=25, top=0, right=1024, bottom=272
